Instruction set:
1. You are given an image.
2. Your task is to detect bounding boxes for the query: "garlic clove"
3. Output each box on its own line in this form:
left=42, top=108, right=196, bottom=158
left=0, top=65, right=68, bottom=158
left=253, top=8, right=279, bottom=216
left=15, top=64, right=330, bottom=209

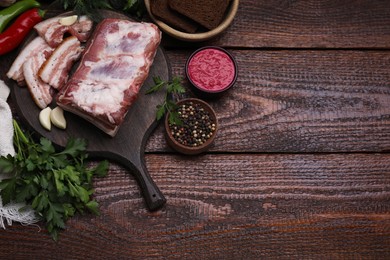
left=59, top=15, right=78, bottom=26
left=50, top=106, right=66, bottom=129
left=39, top=107, right=52, bottom=131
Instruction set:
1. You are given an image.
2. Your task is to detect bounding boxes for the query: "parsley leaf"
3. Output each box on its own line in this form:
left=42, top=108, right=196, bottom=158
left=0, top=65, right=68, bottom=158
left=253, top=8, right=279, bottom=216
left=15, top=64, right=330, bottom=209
left=145, top=76, right=166, bottom=95
left=0, top=177, right=17, bottom=205
left=0, top=156, right=14, bottom=174
left=58, top=138, right=87, bottom=157
left=156, top=104, right=166, bottom=121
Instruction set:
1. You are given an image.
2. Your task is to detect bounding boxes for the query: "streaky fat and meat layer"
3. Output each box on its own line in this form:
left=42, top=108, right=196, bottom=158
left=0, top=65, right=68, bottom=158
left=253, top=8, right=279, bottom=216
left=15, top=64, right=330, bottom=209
left=7, top=36, right=54, bottom=86
left=34, top=15, right=93, bottom=47
left=23, top=51, right=54, bottom=109
left=39, top=36, right=84, bottom=90
left=57, top=18, right=161, bottom=136
left=7, top=17, right=90, bottom=111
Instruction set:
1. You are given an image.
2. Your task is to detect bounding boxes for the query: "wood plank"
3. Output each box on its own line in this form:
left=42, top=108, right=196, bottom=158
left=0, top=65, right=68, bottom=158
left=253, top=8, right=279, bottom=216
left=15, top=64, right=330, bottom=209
left=146, top=49, right=390, bottom=153
left=0, top=154, right=389, bottom=259
left=37, top=0, right=390, bottom=49
left=4, top=49, right=390, bottom=153
left=162, top=0, right=390, bottom=49
left=0, top=1, right=388, bottom=258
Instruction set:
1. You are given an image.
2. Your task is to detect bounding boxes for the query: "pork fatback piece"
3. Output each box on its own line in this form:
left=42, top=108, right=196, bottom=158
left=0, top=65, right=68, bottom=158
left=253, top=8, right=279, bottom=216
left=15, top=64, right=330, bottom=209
left=56, top=19, right=161, bottom=136
left=39, top=36, right=84, bottom=90
left=34, top=15, right=93, bottom=48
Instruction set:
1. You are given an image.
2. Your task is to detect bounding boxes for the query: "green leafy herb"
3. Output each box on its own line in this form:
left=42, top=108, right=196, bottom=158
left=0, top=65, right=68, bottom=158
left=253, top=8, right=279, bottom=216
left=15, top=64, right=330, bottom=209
left=0, top=120, right=109, bottom=241
left=58, top=0, right=146, bottom=21
left=146, top=76, right=186, bottom=125
left=122, top=0, right=146, bottom=18
left=58, top=0, right=113, bottom=22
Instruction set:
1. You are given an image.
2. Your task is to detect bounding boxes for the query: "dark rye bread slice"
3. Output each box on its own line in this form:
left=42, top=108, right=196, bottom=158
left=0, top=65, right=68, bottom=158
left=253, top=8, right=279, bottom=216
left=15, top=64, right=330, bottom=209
left=150, top=0, right=198, bottom=33
left=169, top=0, right=230, bottom=30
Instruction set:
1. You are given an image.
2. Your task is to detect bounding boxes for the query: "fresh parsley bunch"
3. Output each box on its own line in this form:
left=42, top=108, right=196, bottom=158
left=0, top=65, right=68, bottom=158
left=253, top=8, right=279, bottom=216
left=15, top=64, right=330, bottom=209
left=0, top=120, right=109, bottom=241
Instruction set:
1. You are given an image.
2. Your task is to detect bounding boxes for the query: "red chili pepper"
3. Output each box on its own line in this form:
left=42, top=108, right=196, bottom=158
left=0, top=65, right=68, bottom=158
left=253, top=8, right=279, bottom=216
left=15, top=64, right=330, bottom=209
left=0, top=8, right=46, bottom=55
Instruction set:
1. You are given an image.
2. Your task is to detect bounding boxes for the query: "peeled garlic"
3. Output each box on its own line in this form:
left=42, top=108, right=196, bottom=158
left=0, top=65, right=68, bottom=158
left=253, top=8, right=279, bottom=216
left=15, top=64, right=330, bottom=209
left=39, top=107, right=52, bottom=131
left=50, top=106, right=66, bottom=129
left=59, top=15, right=78, bottom=26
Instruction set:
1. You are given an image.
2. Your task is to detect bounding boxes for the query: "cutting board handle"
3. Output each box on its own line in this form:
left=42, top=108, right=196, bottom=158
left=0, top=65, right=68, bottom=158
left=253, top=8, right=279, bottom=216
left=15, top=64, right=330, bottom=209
left=118, top=153, right=166, bottom=211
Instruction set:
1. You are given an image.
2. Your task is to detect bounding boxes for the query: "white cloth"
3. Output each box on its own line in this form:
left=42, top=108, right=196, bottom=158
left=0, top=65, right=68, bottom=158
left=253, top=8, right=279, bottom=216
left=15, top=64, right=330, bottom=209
left=0, top=80, right=39, bottom=228
left=0, top=80, right=15, bottom=156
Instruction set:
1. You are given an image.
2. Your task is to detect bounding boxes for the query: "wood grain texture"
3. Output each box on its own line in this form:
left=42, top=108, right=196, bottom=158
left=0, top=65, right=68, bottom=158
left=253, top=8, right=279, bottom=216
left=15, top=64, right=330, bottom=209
left=162, top=0, right=390, bottom=48
left=146, top=49, right=390, bottom=153
left=0, top=154, right=389, bottom=259
left=1, top=0, right=390, bottom=258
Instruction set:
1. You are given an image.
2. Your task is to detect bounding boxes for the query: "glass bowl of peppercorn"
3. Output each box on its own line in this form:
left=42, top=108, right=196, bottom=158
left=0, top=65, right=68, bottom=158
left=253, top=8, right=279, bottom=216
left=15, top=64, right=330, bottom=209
left=164, top=98, right=218, bottom=155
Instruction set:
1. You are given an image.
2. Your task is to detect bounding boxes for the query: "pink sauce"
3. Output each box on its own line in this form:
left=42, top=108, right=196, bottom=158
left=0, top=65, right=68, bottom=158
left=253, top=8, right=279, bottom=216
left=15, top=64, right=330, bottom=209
left=187, top=48, right=236, bottom=92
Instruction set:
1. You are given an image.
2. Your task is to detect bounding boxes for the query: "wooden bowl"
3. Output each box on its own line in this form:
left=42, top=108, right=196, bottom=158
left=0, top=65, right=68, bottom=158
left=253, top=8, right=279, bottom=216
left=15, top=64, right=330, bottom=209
left=164, top=98, right=218, bottom=155
left=144, top=0, right=239, bottom=42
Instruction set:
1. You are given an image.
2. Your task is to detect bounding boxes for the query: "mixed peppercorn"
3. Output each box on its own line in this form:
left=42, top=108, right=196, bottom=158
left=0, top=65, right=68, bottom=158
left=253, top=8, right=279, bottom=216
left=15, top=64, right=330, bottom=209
left=169, top=101, right=216, bottom=147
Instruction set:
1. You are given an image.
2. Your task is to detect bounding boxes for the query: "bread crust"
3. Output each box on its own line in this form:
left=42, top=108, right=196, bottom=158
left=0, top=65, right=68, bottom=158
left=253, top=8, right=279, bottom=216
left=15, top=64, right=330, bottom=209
left=151, top=0, right=198, bottom=33
left=169, top=0, right=230, bottom=30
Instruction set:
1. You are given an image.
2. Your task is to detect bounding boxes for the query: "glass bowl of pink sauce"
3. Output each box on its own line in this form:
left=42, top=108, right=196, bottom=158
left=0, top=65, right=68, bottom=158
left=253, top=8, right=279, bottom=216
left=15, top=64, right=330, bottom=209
left=186, top=46, right=238, bottom=98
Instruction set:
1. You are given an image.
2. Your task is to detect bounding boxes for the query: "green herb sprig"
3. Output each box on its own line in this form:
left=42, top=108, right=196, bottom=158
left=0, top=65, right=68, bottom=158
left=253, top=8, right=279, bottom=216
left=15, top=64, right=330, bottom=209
left=146, top=76, right=186, bottom=125
left=120, top=0, right=146, bottom=18
left=58, top=0, right=112, bottom=21
left=58, top=0, right=146, bottom=21
left=0, top=120, right=109, bottom=241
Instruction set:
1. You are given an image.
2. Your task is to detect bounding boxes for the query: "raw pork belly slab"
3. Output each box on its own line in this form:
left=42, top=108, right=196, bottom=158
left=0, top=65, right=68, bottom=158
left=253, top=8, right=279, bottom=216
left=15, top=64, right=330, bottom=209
left=57, top=19, right=161, bottom=136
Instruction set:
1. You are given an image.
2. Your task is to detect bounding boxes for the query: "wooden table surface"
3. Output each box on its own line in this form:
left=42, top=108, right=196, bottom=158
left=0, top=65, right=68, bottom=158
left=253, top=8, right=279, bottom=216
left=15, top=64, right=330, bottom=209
left=1, top=0, right=390, bottom=259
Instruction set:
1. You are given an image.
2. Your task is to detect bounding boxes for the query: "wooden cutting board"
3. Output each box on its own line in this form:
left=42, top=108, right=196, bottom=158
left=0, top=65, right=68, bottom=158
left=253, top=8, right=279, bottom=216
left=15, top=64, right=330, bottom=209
left=10, top=10, right=169, bottom=211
